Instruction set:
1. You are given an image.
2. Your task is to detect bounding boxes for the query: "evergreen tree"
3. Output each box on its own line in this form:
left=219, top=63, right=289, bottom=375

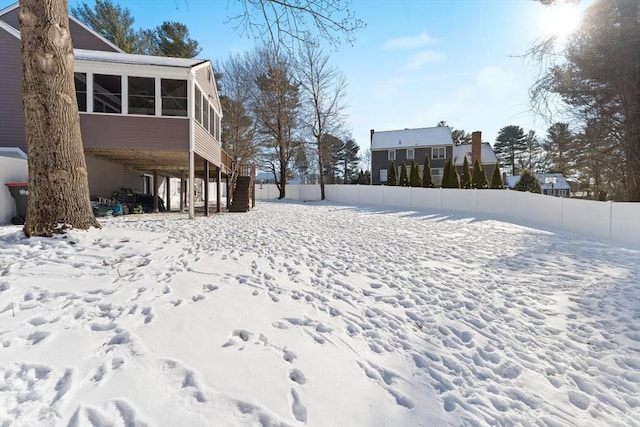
left=490, top=163, right=503, bottom=189
left=387, top=161, right=396, bottom=186
left=472, top=158, right=488, bottom=189
left=441, top=158, right=459, bottom=188
left=154, top=21, right=202, bottom=58
left=71, top=0, right=138, bottom=53
left=399, top=161, right=409, bottom=187
left=460, top=156, right=472, bottom=189
left=409, top=160, right=421, bottom=187
left=422, top=155, right=433, bottom=188
left=494, top=125, right=527, bottom=176
left=514, top=169, right=542, bottom=193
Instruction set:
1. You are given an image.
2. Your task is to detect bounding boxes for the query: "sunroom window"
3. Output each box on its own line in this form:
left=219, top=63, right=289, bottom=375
left=128, top=76, right=155, bottom=115
left=161, top=79, right=187, bottom=117
left=93, top=74, right=121, bottom=114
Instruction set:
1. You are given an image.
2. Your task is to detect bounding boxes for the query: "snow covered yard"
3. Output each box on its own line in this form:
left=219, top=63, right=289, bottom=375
left=0, top=200, right=638, bottom=426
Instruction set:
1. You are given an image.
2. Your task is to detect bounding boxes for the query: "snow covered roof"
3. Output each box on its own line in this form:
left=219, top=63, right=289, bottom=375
left=74, top=49, right=207, bottom=68
left=0, top=147, right=27, bottom=159
left=506, top=172, right=571, bottom=190
left=453, top=142, right=498, bottom=166
left=371, top=126, right=453, bottom=150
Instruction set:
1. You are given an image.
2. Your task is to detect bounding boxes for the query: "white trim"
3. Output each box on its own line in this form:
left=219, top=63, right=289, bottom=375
left=0, top=19, right=20, bottom=39
left=188, top=69, right=195, bottom=219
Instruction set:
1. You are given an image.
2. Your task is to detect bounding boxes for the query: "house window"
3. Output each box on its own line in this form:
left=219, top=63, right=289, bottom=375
left=380, top=169, right=388, bottom=182
left=74, top=73, right=87, bottom=112
left=388, top=150, right=396, bottom=161
left=128, top=76, right=155, bottom=115
left=202, top=95, right=210, bottom=131
left=558, top=189, right=567, bottom=197
left=407, top=148, right=414, bottom=160
left=161, top=79, right=187, bottom=117
left=432, top=147, right=446, bottom=159
left=431, top=168, right=444, bottom=184
left=93, top=74, right=121, bottom=113
left=194, top=86, right=202, bottom=124
left=209, top=106, right=216, bottom=136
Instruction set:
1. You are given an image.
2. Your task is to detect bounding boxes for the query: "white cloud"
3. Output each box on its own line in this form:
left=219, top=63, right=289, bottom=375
left=404, top=50, right=446, bottom=70
left=382, top=32, right=439, bottom=50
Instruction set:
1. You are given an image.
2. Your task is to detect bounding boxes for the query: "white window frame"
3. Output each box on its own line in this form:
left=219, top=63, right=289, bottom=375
left=388, top=150, right=396, bottom=161
left=432, top=147, right=446, bottom=159
left=407, top=148, right=414, bottom=160
left=380, top=169, right=388, bottom=182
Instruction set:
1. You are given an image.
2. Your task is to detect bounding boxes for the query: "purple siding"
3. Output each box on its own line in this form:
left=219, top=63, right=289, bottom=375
left=0, top=28, right=25, bottom=151
left=79, top=114, right=189, bottom=151
left=1, top=7, right=119, bottom=52
left=194, top=64, right=222, bottom=166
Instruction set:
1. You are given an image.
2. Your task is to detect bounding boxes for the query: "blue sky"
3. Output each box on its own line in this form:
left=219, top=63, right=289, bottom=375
left=65, top=0, right=587, bottom=153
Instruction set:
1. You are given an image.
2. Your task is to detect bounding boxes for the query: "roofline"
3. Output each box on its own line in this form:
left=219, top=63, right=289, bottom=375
left=0, top=17, right=20, bottom=39
left=0, top=2, right=125, bottom=53
left=373, top=126, right=448, bottom=134
left=0, top=147, right=28, bottom=159
left=74, top=48, right=209, bottom=68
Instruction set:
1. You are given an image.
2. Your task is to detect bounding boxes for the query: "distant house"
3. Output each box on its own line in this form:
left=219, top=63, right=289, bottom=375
left=370, top=126, right=454, bottom=185
left=506, top=173, right=571, bottom=197
left=452, top=131, right=498, bottom=183
left=370, top=127, right=498, bottom=186
left=0, top=3, right=253, bottom=215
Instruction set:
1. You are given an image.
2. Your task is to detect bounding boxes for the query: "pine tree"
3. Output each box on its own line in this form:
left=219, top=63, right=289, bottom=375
left=471, top=158, right=488, bottom=189
left=422, top=155, right=433, bottom=188
left=409, top=160, right=421, bottom=187
left=514, top=169, right=542, bottom=193
left=490, top=162, right=503, bottom=189
left=399, top=161, right=409, bottom=187
left=387, top=161, right=396, bottom=186
left=441, top=158, right=459, bottom=188
left=460, top=156, right=472, bottom=189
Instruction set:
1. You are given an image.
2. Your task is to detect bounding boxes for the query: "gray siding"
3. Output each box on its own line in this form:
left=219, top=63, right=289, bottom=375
left=371, top=146, right=453, bottom=185
left=0, top=29, right=25, bottom=151
left=80, top=114, right=189, bottom=151
left=1, top=8, right=119, bottom=52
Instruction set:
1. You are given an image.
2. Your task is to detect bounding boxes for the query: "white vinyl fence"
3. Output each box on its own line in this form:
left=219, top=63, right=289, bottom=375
left=254, top=184, right=640, bottom=248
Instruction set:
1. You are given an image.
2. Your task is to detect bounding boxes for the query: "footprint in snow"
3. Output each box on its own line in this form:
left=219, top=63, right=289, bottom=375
left=290, top=389, right=307, bottom=423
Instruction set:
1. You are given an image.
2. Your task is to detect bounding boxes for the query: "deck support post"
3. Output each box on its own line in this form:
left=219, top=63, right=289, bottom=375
left=204, top=160, right=210, bottom=217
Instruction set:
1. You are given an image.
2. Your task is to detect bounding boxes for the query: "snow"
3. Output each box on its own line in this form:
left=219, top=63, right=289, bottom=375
left=1, top=200, right=639, bottom=426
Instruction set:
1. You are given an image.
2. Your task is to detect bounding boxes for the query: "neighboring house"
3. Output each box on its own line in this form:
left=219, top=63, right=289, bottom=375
left=0, top=3, right=252, bottom=216
left=370, top=126, right=454, bottom=185
left=0, top=147, right=28, bottom=224
left=452, top=131, right=498, bottom=184
left=505, top=172, right=571, bottom=197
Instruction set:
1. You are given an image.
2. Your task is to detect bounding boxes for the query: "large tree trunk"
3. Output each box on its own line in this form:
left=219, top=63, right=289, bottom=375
left=19, top=0, right=100, bottom=236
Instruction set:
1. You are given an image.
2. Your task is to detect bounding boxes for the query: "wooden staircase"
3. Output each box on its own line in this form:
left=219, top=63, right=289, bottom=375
left=229, top=163, right=255, bottom=213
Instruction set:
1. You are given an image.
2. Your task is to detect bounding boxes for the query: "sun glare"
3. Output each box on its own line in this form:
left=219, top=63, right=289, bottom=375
left=541, top=3, right=583, bottom=40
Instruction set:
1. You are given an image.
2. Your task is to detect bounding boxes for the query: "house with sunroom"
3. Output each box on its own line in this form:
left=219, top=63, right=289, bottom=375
left=370, top=126, right=454, bottom=186
left=0, top=2, right=254, bottom=218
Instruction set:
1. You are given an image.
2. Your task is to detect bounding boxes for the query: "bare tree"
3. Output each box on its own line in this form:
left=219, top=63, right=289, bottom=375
left=229, top=0, right=365, bottom=52
left=296, top=43, right=348, bottom=199
left=19, top=0, right=100, bottom=237
left=218, top=54, right=257, bottom=182
left=248, top=47, right=301, bottom=199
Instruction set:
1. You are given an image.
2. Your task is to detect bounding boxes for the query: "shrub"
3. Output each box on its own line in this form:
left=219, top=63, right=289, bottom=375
left=388, top=161, right=396, bottom=186
left=409, top=160, right=421, bottom=187
left=514, top=169, right=542, bottom=193
left=422, top=155, right=433, bottom=188
left=490, top=162, right=503, bottom=189
left=460, top=156, right=472, bottom=189
left=399, top=161, right=409, bottom=187
left=472, top=158, right=488, bottom=189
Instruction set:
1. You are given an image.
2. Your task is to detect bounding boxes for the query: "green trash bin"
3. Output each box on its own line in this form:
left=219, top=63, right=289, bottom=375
left=5, top=182, right=28, bottom=225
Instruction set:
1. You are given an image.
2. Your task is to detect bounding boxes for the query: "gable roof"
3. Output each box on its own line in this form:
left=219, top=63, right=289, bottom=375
left=0, top=17, right=19, bottom=39
left=371, top=126, right=453, bottom=150
left=506, top=173, right=571, bottom=191
left=453, top=142, right=498, bottom=166
left=0, top=2, right=124, bottom=53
